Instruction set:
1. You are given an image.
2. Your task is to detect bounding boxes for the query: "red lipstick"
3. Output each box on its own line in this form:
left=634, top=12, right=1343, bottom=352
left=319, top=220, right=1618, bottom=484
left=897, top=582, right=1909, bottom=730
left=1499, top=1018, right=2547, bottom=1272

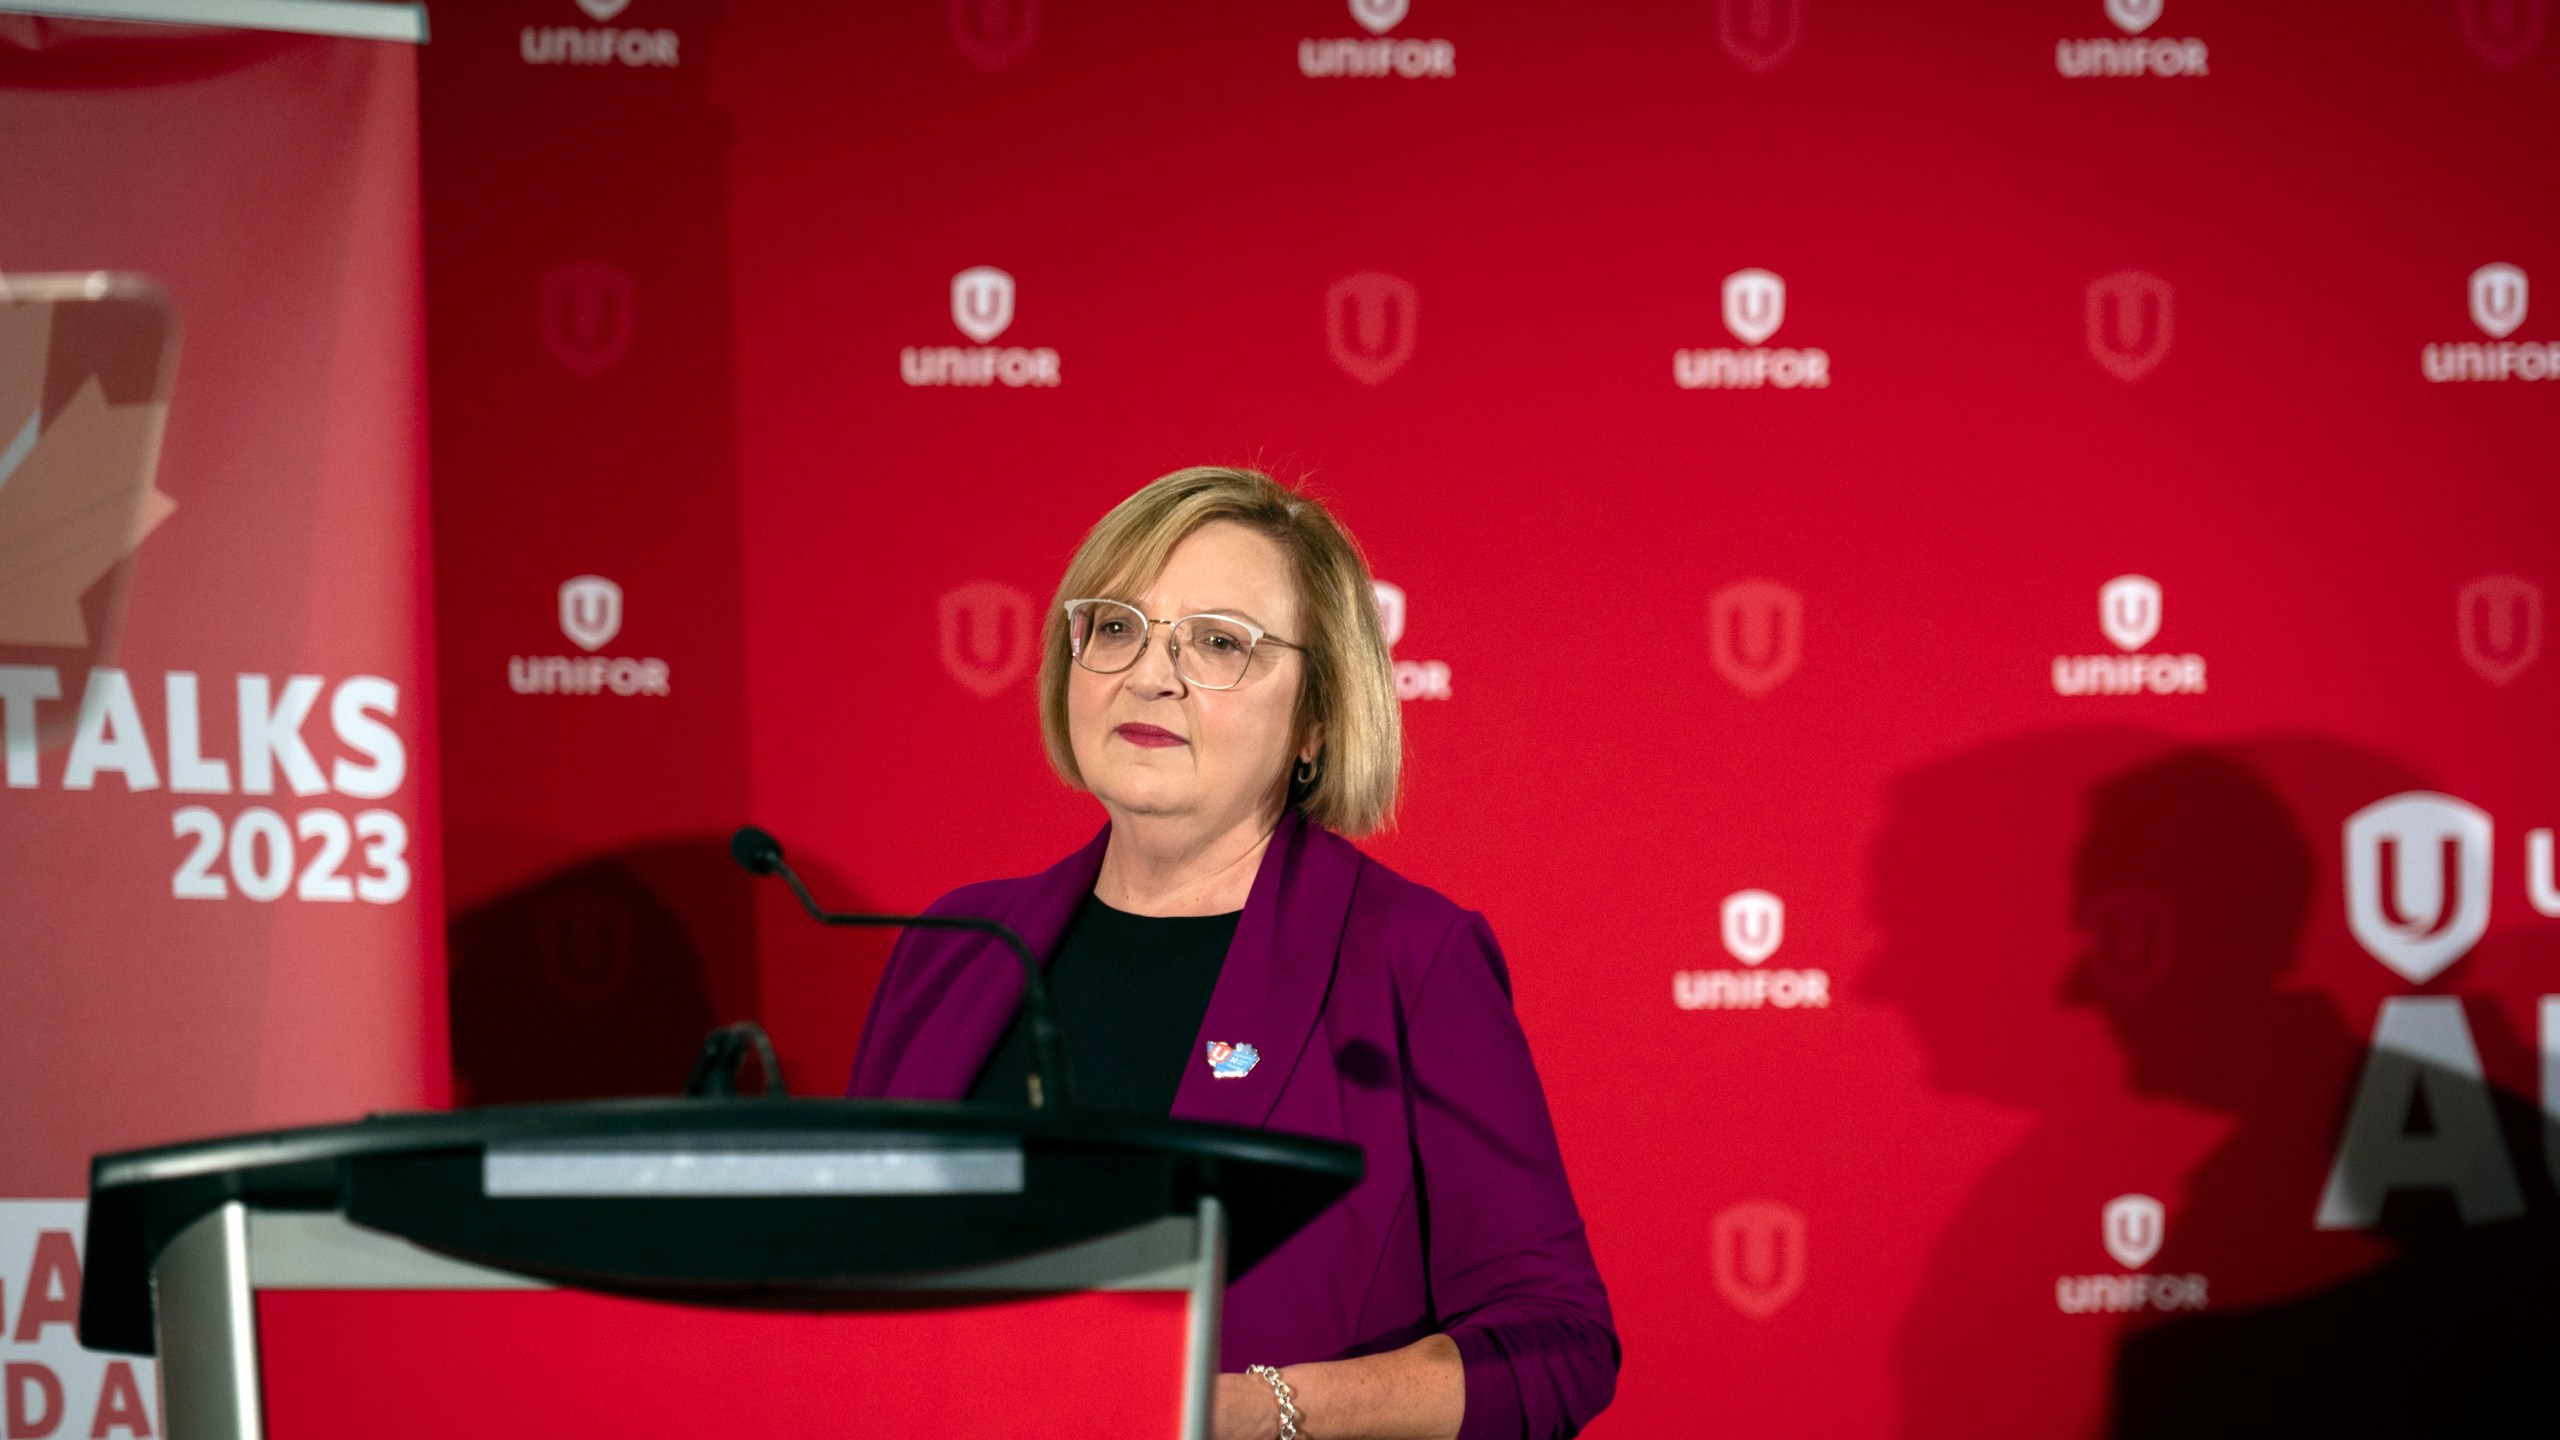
left=1115, top=723, right=1186, bottom=748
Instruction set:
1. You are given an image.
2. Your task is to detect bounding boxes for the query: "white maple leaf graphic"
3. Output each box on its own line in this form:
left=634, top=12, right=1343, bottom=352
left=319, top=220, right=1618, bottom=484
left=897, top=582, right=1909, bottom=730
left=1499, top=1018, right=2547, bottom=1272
left=0, top=298, right=175, bottom=647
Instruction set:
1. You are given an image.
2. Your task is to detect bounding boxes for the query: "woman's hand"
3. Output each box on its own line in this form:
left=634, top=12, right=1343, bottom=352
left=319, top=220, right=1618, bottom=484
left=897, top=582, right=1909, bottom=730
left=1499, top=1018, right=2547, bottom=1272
left=1214, top=1335, right=1464, bottom=1440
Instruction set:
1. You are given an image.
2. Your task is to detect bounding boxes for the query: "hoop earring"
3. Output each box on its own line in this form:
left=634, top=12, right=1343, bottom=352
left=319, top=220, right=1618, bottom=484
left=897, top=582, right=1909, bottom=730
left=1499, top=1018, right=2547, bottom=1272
left=1293, top=756, right=1320, bottom=786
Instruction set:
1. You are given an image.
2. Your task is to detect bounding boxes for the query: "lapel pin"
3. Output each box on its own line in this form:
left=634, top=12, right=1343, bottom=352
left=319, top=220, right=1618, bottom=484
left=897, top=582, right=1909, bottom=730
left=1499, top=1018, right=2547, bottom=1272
left=1206, top=1041, right=1260, bottom=1079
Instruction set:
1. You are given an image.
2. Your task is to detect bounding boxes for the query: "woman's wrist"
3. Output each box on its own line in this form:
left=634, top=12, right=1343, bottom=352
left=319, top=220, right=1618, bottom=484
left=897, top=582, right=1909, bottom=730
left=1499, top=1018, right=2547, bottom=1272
left=1214, top=1371, right=1287, bottom=1440
left=1246, top=1364, right=1303, bottom=1440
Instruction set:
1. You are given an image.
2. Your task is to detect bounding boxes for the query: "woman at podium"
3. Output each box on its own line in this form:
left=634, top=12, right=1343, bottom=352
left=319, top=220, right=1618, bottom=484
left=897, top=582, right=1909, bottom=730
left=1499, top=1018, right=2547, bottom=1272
left=850, top=467, right=1617, bottom=1440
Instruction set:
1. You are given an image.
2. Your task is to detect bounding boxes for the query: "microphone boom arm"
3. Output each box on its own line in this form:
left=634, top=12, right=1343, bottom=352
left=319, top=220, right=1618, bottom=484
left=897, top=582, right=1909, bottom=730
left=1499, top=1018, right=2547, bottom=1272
left=757, top=844, right=1068, bottom=1111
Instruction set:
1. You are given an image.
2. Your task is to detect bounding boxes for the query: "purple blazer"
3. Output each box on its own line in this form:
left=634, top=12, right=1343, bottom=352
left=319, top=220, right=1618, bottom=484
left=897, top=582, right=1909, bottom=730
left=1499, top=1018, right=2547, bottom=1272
left=848, top=811, right=1617, bottom=1439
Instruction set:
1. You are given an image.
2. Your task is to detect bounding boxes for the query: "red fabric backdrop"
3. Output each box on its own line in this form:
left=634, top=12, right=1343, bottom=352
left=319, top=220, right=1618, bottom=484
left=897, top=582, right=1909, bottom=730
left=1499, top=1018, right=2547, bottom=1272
left=424, top=1, right=2560, bottom=1433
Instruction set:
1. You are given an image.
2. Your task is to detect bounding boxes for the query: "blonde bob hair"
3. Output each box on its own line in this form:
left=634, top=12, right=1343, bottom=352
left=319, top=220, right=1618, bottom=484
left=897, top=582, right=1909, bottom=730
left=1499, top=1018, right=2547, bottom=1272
left=1039, top=466, right=1401, bottom=838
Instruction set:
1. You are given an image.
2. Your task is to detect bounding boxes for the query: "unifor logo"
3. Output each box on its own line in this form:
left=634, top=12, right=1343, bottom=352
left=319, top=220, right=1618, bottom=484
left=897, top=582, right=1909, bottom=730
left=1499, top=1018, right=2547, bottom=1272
left=2085, top=271, right=2173, bottom=382
left=2469, top=262, right=2527, bottom=339
left=1349, top=0, right=1408, bottom=34
left=2083, top=889, right=2173, bottom=998
left=2459, top=0, right=2545, bottom=70
left=951, top=267, right=1016, bottom=345
left=559, top=575, right=623, bottom=653
left=2106, top=0, right=2163, bottom=35
left=537, top=890, right=633, bottom=1007
left=939, top=580, right=1033, bottom=698
left=1326, top=272, right=1419, bottom=385
left=1720, top=889, right=1785, bottom=966
left=1717, top=0, right=1804, bottom=75
left=1372, top=580, right=1408, bottom=648
left=1722, top=268, right=1786, bottom=346
left=1708, top=579, right=1803, bottom=698
left=2343, top=792, right=2493, bottom=985
left=1711, top=1201, right=1807, bottom=1320
left=2457, top=574, right=2544, bottom=685
left=948, top=0, right=1039, bottom=72
left=2102, top=1193, right=2164, bottom=1270
left=538, top=262, right=636, bottom=378
left=575, top=0, right=631, bottom=19
left=2099, top=574, right=2162, bottom=652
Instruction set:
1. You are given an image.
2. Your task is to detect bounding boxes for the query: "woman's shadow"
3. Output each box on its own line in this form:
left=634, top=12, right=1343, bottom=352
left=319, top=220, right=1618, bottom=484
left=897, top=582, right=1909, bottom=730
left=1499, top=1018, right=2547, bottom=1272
left=1867, top=729, right=2559, bottom=1438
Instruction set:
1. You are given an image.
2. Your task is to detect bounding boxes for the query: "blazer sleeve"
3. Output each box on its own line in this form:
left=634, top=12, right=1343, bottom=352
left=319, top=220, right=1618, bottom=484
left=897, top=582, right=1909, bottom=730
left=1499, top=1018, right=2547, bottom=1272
left=844, top=882, right=1008, bottom=1098
left=1407, top=910, right=1620, bottom=1440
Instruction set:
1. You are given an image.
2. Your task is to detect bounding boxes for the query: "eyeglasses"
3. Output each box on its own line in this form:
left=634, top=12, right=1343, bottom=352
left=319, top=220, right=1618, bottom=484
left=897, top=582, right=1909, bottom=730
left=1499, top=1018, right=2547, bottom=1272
left=1063, top=598, right=1301, bottom=691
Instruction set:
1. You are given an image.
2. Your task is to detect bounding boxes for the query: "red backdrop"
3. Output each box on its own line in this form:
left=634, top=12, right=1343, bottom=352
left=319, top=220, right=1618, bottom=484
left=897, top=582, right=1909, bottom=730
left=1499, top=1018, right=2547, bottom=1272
left=423, top=1, right=2560, bottom=1433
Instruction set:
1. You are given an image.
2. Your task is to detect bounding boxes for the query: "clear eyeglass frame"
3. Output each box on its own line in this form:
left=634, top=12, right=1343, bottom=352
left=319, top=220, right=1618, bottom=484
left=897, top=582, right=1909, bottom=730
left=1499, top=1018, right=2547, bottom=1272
left=1062, top=597, right=1301, bottom=691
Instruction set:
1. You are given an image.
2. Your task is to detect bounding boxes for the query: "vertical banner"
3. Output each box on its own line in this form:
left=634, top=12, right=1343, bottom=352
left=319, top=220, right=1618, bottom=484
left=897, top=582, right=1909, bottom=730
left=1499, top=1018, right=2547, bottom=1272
left=0, top=15, right=437, bottom=1428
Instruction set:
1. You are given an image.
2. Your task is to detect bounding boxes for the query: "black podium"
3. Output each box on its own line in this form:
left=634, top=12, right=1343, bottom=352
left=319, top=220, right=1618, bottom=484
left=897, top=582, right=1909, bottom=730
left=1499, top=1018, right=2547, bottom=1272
left=81, top=1100, right=1360, bottom=1440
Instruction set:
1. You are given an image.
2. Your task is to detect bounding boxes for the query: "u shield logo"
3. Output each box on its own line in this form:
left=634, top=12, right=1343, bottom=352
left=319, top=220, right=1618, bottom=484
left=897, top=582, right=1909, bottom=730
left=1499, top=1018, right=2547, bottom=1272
left=1721, top=269, right=1786, bottom=346
left=1348, top=0, right=1408, bottom=34
left=2099, top=574, right=2162, bottom=652
left=2083, top=889, right=2174, bottom=998
left=2102, top=1193, right=2165, bottom=1270
left=1711, top=1201, right=1807, bottom=1320
left=951, top=267, right=1017, bottom=344
left=1717, top=0, right=1804, bottom=75
left=2085, top=271, right=2173, bottom=382
left=2458, top=0, right=2545, bottom=69
left=1707, top=579, right=1803, bottom=698
left=948, top=0, right=1039, bottom=71
left=2457, top=574, right=2543, bottom=685
left=1325, top=272, right=1419, bottom=385
left=2469, top=263, right=2528, bottom=339
left=537, top=890, right=635, bottom=1006
left=559, top=575, right=624, bottom=653
left=2343, top=792, right=2493, bottom=984
left=1719, top=890, right=1785, bottom=966
left=538, top=262, right=637, bottom=379
left=939, top=581, right=1033, bottom=698
left=2106, top=0, right=2163, bottom=35
left=1371, top=580, right=1408, bottom=648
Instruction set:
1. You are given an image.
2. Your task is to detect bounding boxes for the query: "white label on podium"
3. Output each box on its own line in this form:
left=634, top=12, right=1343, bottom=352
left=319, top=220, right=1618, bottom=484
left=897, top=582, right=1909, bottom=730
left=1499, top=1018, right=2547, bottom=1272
left=482, top=1144, right=1027, bottom=1197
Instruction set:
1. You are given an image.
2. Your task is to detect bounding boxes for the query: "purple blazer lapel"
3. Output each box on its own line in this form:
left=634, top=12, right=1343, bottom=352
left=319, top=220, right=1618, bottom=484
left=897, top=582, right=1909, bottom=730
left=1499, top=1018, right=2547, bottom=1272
left=1171, top=811, right=1360, bottom=1130
left=884, top=824, right=1109, bottom=1100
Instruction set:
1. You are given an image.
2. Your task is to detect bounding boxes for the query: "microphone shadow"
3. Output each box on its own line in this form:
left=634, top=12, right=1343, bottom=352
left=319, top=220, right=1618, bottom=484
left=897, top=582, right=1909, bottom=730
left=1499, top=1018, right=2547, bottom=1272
left=448, top=834, right=894, bottom=1102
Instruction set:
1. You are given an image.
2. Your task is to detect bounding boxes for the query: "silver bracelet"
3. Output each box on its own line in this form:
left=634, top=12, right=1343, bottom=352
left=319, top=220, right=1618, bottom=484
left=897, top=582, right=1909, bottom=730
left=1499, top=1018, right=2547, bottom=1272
left=1246, top=1364, right=1302, bottom=1440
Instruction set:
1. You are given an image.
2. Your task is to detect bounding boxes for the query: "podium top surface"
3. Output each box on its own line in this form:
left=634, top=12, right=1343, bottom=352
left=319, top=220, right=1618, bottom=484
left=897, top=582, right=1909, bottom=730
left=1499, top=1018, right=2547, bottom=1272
left=82, top=1098, right=1362, bottom=1355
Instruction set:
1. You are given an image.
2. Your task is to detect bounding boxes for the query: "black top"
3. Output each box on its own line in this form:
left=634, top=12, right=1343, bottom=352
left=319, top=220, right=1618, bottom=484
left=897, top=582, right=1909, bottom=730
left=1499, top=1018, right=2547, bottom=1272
left=969, top=892, right=1240, bottom=1115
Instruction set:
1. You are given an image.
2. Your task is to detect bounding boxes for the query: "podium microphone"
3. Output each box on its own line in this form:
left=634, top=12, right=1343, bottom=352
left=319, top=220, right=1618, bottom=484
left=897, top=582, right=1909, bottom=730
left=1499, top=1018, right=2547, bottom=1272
left=729, top=826, right=1068, bottom=1111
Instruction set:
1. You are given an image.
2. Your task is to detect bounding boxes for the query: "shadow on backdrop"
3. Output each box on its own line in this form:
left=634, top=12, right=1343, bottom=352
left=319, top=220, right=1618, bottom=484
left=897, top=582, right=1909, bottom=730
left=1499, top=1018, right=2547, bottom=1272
left=449, top=834, right=895, bottom=1103
left=449, top=837, right=746, bottom=1104
left=1870, top=730, right=2558, bottom=1438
